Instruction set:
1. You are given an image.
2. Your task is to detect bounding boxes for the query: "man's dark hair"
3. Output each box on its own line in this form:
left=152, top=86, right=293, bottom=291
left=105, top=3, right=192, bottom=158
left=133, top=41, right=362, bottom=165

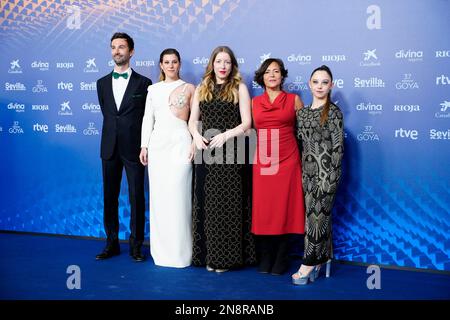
left=110, top=32, right=134, bottom=51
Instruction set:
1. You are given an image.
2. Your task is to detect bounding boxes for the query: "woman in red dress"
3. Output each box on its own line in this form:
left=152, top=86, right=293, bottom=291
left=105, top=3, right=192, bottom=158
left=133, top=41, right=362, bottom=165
left=251, top=58, right=305, bottom=275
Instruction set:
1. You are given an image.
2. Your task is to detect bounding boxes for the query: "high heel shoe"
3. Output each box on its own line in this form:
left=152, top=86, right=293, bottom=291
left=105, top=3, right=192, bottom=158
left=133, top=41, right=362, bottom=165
left=312, top=259, right=332, bottom=280
left=292, top=267, right=316, bottom=285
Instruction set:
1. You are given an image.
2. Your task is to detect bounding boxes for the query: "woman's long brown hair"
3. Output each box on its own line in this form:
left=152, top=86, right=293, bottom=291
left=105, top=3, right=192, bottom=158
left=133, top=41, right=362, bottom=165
left=310, top=65, right=333, bottom=125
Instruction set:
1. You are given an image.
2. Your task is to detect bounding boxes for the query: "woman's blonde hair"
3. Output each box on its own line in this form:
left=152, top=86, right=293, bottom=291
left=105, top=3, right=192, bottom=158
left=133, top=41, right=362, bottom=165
left=198, top=46, right=242, bottom=104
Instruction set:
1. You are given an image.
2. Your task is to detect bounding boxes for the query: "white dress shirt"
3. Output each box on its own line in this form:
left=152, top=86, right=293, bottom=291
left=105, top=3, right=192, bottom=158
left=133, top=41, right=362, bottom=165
left=112, top=68, right=132, bottom=110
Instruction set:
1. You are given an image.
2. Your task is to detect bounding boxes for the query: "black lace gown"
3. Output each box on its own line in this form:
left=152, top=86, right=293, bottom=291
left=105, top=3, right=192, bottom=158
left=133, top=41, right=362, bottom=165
left=192, top=85, right=256, bottom=269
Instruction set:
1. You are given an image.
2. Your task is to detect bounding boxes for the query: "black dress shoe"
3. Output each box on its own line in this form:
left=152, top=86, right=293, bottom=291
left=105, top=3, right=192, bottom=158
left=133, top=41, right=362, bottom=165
left=131, top=250, right=145, bottom=262
left=95, top=247, right=120, bottom=260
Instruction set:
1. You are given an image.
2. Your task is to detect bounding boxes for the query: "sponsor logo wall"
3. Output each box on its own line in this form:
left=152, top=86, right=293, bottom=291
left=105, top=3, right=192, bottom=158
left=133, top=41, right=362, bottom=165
left=0, top=0, right=449, bottom=271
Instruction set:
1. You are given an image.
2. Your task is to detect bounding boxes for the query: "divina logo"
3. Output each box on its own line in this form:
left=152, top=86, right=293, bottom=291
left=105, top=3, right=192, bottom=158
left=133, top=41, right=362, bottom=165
left=287, top=54, right=312, bottom=65
left=430, top=129, right=450, bottom=140
left=435, top=101, right=450, bottom=119
left=395, top=74, right=419, bottom=90
left=31, top=61, right=50, bottom=71
left=7, top=102, right=25, bottom=113
left=394, top=104, right=420, bottom=112
left=436, top=75, right=450, bottom=85
left=32, top=80, right=48, bottom=93
left=394, top=128, right=419, bottom=140
left=82, top=102, right=100, bottom=113
left=356, top=102, right=382, bottom=115
left=9, top=121, right=24, bottom=134
left=354, top=77, right=385, bottom=88
left=395, top=49, right=423, bottom=62
left=357, top=126, right=379, bottom=141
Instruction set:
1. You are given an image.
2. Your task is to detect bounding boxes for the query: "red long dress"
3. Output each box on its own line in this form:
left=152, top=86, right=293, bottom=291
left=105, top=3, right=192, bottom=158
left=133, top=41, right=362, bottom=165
left=251, top=91, right=305, bottom=235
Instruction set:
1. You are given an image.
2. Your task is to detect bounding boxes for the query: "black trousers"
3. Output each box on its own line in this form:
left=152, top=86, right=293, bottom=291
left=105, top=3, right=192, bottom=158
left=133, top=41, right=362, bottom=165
left=101, top=146, right=145, bottom=251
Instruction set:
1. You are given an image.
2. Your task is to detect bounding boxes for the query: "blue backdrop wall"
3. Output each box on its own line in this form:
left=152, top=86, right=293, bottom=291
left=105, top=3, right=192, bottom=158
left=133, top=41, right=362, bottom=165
left=1, top=0, right=449, bottom=271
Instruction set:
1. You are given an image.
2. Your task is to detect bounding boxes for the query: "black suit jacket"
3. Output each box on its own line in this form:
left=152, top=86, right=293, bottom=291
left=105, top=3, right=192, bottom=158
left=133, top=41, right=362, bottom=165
left=97, top=69, right=152, bottom=161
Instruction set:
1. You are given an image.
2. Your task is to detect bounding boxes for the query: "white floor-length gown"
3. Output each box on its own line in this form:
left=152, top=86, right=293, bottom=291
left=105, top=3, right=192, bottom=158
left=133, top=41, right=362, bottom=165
left=141, top=79, right=192, bottom=268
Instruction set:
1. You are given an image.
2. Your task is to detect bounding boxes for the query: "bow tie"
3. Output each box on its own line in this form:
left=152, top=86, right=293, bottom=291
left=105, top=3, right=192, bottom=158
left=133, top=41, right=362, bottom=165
left=112, top=71, right=128, bottom=79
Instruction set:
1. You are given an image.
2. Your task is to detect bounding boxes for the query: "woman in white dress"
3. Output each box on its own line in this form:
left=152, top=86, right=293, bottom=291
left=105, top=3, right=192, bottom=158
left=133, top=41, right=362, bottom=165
left=139, top=48, right=195, bottom=267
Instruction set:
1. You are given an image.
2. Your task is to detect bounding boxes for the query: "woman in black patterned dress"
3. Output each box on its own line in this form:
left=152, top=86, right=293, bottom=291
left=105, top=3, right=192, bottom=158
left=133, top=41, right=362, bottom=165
left=188, top=46, right=256, bottom=272
left=292, top=65, right=344, bottom=285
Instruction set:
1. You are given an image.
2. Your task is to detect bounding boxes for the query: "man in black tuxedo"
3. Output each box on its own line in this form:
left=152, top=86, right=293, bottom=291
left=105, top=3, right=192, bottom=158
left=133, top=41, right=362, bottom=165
left=95, top=32, right=152, bottom=262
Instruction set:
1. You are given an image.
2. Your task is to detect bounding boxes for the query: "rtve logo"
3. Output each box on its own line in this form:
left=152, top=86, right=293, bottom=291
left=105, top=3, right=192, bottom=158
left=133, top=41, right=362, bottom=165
left=57, top=81, right=74, bottom=91
left=395, top=128, right=419, bottom=140
left=436, top=75, right=450, bottom=85
left=33, top=123, right=49, bottom=133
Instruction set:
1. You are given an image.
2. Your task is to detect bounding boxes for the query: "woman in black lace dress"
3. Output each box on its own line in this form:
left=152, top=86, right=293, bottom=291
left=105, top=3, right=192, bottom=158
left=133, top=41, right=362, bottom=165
left=292, top=65, right=344, bottom=285
left=188, top=46, right=256, bottom=272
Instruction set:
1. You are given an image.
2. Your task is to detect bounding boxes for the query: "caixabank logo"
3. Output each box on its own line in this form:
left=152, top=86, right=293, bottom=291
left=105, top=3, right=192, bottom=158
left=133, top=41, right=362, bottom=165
left=360, top=49, right=381, bottom=67
left=8, top=59, right=22, bottom=74
left=435, top=101, right=450, bottom=119
left=83, top=58, right=99, bottom=73
left=58, top=101, right=73, bottom=116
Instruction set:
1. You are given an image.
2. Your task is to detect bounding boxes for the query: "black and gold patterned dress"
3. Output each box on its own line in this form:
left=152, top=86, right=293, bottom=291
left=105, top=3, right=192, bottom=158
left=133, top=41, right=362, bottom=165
left=296, top=103, right=344, bottom=266
left=192, top=84, right=256, bottom=269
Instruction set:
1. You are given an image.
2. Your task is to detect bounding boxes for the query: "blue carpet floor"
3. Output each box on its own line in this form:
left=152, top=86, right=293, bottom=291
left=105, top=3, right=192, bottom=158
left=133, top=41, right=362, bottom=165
left=1, top=232, right=449, bottom=300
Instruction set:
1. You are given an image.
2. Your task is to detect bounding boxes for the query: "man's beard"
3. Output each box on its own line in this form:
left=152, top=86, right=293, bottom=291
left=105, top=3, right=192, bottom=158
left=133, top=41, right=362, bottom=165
left=114, top=55, right=129, bottom=66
